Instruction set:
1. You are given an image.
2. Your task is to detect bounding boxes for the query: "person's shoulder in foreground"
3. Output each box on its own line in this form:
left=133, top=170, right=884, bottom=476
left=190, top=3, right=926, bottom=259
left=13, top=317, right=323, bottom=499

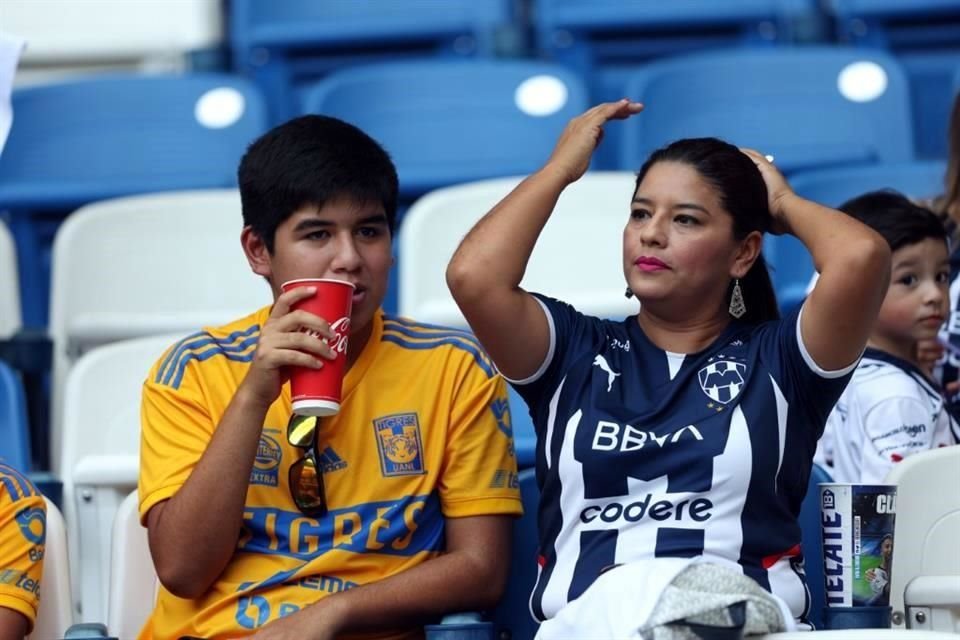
left=0, top=463, right=45, bottom=640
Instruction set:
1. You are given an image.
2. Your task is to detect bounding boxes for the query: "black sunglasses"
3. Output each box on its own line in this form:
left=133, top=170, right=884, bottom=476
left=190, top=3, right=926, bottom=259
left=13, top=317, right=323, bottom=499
left=287, top=414, right=327, bottom=517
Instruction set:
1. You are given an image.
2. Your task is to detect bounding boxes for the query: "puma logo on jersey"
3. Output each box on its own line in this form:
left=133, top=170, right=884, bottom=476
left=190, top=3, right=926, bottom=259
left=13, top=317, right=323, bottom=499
left=593, top=354, right=621, bottom=392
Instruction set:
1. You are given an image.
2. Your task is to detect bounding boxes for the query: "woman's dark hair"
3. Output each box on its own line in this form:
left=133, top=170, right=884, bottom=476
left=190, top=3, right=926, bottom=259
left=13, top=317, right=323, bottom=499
left=634, top=137, right=780, bottom=324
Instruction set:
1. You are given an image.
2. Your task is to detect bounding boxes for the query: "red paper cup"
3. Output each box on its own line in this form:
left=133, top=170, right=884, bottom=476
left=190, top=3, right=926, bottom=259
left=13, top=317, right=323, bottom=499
left=280, top=278, right=355, bottom=416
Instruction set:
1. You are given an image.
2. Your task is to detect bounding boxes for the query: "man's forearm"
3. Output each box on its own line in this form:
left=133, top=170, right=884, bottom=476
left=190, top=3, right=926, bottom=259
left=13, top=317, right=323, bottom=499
left=148, top=386, right=270, bottom=598
left=310, top=549, right=505, bottom=637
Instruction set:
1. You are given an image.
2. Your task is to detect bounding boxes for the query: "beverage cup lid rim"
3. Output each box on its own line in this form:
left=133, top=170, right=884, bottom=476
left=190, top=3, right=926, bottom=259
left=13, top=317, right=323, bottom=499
left=817, top=483, right=898, bottom=488
left=282, top=278, right=356, bottom=290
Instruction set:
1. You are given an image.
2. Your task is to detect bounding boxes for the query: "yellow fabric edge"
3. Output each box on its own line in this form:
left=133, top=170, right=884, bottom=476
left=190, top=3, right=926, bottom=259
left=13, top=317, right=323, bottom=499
left=139, top=484, right=183, bottom=526
left=0, top=592, right=36, bottom=633
left=442, top=496, right=523, bottom=518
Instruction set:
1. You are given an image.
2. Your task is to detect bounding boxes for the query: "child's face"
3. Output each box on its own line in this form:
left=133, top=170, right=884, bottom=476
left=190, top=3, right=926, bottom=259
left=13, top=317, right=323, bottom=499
left=874, top=237, right=950, bottom=349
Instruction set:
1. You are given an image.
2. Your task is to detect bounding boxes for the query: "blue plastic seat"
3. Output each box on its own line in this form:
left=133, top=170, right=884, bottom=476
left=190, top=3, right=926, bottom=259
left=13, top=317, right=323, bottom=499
left=535, top=0, right=816, bottom=66
left=827, top=0, right=960, bottom=158
left=791, top=160, right=946, bottom=207
left=799, top=463, right=834, bottom=630
left=620, top=47, right=914, bottom=175
left=230, top=0, right=513, bottom=120
left=301, top=60, right=588, bottom=200
left=0, top=360, right=31, bottom=472
left=491, top=467, right=541, bottom=640
left=767, top=160, right=946, bottom=311
left=508, top=385, right=536, bottom=469
left=0, top=73, right=267, bottom=327
left=534, top=0, right=820, bottom=169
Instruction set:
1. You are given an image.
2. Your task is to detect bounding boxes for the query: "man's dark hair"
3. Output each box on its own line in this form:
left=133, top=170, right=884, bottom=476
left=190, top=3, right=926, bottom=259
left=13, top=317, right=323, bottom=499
left=238, top=115, right=399, bottom=252
left=839, top=190, right=946, bottom=252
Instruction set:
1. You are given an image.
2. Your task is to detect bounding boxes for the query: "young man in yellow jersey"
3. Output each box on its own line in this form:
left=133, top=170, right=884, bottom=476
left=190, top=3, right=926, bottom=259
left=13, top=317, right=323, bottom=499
left=0, top=463, right=45, bottom=640
left=138, top=116, right=522, bottom=640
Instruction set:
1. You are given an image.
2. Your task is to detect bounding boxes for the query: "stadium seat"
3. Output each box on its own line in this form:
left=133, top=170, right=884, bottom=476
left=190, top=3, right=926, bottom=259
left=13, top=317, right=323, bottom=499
left=0, top=74, right=267, bottom=327
left=107, top=491, right=156, bottom=639
left=230, top=0, right=514, bottom=120
left=767, top=160, right=947, bottom=311
left=6, top=0, right=222, bottom=79
left=59, top=335, right=181, bottom=624
left=48, top=189, right=272, bottom=473
left=826, top=0, right=960, bottom=158
left=0, top=221, right=19, bottom=338
left=508, top=385, right=536, bottom=469
left=885, top=446, right=960, bottom=632
left=619, top=48, right=914, bottom=175
left=490, top=467, right=540, bottom=640
left=532, top=0, right=820, bottom=168
left=0, top=360, right=31, bottom=472
left=799, top=463, right=833, bottom=630
left=400, top=172, right=638, bottom=327
left=29, top=496, right=74, bottom=640
left=790, top=160, right=946, bottom=207
left=301, top=60, right=588, bottom=200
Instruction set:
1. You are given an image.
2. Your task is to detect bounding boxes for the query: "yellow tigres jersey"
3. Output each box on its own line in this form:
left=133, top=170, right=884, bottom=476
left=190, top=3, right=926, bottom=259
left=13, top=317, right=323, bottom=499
left=0, top=463, right=45, bottom=634
left=139, top=307, right=522, bottom=640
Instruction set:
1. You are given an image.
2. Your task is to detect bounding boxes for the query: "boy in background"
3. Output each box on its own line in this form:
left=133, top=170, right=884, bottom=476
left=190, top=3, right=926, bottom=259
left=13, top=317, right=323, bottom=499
left=822, top=191, right=960, bottom=483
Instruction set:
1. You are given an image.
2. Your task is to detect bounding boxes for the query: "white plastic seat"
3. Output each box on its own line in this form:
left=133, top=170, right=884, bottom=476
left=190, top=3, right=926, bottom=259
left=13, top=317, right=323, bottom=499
left=48, top=189, right=272, bottom=473
left=399, top=172, right=640, bottom=329
left=59, top=335, right=183, bottom=623
left=29, top=496, right=73, bottom=640
left=107, top=490, right=157, bottom=639
left=0, top=220, right=20, bottom=338
left=6, top=0, right=221, bottom=74
left=885, top=446, right=960, bottom=632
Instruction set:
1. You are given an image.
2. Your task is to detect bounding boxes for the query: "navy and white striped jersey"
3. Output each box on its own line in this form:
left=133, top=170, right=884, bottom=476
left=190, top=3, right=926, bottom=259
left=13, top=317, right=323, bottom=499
left=935, top=267, right=960, bottom=417
left=509, top=294, right=855, bottom=623
left=827, top=348, right=959, bottom=484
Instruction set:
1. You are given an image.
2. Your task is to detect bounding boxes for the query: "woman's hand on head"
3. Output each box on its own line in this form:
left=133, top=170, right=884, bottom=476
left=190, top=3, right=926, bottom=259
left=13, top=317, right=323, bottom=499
left=739, top=148, right=794, bottom=235
left=545, top=99, right=643, bottom=185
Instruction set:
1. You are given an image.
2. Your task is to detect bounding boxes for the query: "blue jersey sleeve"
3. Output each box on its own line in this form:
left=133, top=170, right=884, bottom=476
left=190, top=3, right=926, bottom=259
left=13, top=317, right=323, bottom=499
left=757, top=304, right=858, bottom=441
left=507, top=293, right=606, bottom=417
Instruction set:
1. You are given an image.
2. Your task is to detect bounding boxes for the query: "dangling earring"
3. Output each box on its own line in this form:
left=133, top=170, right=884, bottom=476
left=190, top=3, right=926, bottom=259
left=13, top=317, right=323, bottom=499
left=624, top=286, right=634, bottom=299
left=729, top=279, right=746, bottom=318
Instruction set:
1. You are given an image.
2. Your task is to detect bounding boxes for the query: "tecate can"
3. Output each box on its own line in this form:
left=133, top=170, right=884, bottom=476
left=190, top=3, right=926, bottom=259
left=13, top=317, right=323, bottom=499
left=820, top=483, right=897, bottom=607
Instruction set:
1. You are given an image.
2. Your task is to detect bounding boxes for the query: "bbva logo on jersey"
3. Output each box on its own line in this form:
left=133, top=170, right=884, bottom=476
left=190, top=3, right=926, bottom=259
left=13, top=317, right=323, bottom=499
left=697, top=360, right=746, bottom=405
left=374, top=413, right=426, bottom=477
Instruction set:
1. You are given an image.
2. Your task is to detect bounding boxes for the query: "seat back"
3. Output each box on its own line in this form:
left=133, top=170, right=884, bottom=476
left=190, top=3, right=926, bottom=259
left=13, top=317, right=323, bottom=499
left=790, top=161, right=947, bottom=208
left=0, top=360, right=31, bottom=471
left=620, top=48, right=913, bottom=175
left=0, top=220, right=20, bottom=338
left=491, top=468, right=540, bottom=640
left=400, top=172, right=639, bottom=329
left=29, top=496, right=73, bottom=640
left=0, top=75, right=265, bottom=207
left=0, top=74, right=267, bottom=327
left=534, top=0, right=811, bottom=65
left=799, top=463, right=833, bottom=630
left=49, top=189, right=271, bottom=471
left=884, top=446, right=960, bottom=630
left=59, top=335, right=184, bottom=623
left=107, top=490, right=156, bottom=639
left=768, top=160, right=947, bottom=311
left=301, top=61, right=588, bottom=199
